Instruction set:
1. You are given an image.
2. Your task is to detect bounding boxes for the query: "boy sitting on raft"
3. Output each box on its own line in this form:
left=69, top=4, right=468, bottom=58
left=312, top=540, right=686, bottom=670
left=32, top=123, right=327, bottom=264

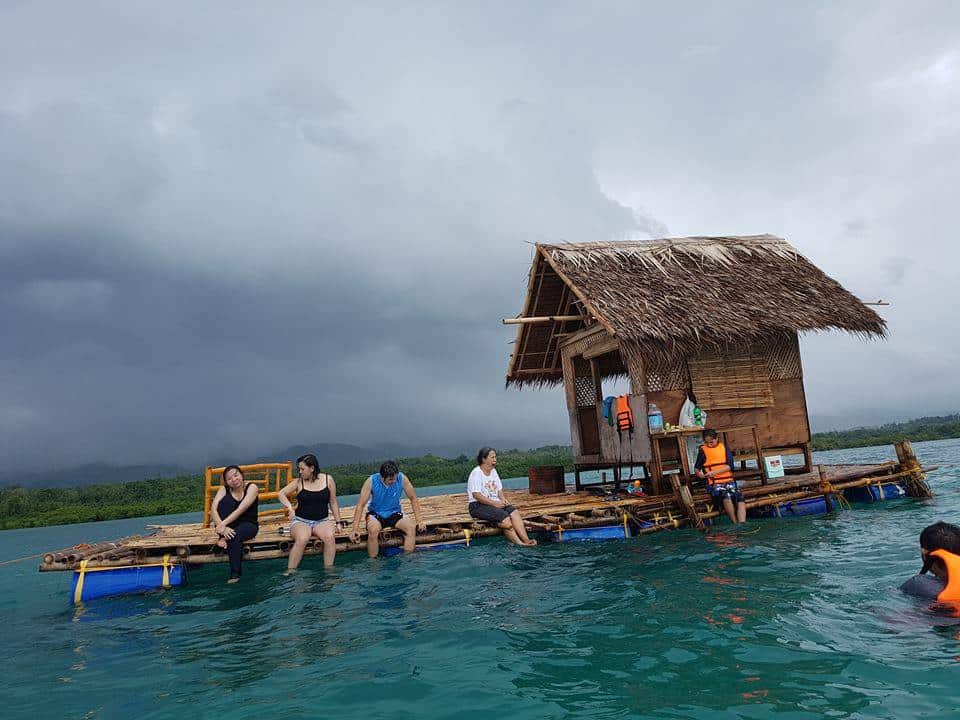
left=695, top=428, right=746, bottom=525
left=900, top=521, right=960, bottom=601
left=349, top=460, right=426, bottom=557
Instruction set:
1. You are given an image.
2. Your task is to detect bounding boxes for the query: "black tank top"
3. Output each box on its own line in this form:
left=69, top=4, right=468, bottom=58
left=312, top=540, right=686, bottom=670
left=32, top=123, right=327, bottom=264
left=217, top=483, right=259, bottom=527
left=296, top=480, right=331, bottom=521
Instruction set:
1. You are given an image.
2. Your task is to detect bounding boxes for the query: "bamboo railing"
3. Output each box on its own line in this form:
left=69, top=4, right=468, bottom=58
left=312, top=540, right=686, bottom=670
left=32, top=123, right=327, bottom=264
left=202, top=461, right=294, bottom=527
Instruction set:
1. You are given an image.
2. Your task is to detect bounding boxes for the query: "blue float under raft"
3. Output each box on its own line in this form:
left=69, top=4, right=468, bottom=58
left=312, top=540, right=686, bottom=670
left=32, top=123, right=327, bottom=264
left=381, top=534, right=472, bottom=557
left=71, top=556, right=185, bottom=604
left=844, top=481, right=907, bottom=503
left=547, top=514, right=632, bottom=542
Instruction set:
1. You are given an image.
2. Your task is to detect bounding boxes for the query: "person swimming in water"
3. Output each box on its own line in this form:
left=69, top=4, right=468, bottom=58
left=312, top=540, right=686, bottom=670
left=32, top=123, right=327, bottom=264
left=900, top=521, right=960, bottom=600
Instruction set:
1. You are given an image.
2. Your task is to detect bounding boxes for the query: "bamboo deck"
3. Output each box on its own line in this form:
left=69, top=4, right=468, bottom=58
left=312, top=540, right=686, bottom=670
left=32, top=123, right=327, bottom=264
left=39, top=458, right=936, bottom=572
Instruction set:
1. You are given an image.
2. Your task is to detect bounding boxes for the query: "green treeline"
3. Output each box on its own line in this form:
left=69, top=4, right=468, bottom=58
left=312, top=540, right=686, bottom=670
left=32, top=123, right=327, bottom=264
left=0, top=446, right=573, bottom=530
left=3, top=415, right=959, bottom=530
left=810, top=414, right=960, bottom=451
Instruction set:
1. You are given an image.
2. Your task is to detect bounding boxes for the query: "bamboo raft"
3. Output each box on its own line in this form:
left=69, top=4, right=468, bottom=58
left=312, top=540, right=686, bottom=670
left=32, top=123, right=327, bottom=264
left=39, top=441, right=936, bottom=574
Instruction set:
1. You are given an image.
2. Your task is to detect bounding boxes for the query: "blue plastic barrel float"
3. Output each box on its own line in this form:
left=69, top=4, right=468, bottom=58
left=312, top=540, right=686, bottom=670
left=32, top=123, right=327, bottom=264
left=70, top=556, right=184, bottom=604
left=748, top=495, right=831, bottom=519
left=843, top=482, right=907, bottom=503
left=381, top=535, right=472, bottom=557
left=548, top=515, right=633, bottom=542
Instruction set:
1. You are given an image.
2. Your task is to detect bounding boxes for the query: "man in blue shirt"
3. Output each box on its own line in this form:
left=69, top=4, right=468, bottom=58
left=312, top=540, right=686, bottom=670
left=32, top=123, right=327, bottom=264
left=349, top=460, right=426, bottom=557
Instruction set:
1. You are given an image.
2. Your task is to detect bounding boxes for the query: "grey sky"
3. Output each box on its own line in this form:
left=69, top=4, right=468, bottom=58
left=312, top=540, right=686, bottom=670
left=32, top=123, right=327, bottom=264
left=1, top=2, right=958, bottom=471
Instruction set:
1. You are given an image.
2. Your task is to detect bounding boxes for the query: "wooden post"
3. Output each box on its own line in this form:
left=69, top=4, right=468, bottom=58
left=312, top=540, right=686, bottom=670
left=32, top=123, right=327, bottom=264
left=670, top=474, right=705, bottom=531
left=818, top=464, right=834, bottom=512
left=802, top=443, right=813, bottom=474
left=752, top=426, right=766, bottom=485
left=894, top=440, right=933, bottom=498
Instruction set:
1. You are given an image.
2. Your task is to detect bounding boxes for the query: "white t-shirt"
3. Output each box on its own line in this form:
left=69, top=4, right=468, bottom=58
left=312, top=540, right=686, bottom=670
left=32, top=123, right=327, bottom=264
left=467, top=466, right=502, bottom=507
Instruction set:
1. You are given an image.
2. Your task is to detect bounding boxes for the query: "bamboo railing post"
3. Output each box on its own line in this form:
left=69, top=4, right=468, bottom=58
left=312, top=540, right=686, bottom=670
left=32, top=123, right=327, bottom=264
left=202, top=466, right=213, bottom=527
left=895, top=440, right=933, bottom=498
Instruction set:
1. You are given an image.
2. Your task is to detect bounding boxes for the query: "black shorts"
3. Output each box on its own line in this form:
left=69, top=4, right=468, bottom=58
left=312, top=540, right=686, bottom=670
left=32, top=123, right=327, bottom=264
left=468, top=502, right=517, bottom=525
left=368, top=511, right=403, bottom=529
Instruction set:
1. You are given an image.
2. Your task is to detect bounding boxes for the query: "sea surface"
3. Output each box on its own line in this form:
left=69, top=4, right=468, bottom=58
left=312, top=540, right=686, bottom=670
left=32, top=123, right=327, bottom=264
left=3, top=439, right=960, bottom=719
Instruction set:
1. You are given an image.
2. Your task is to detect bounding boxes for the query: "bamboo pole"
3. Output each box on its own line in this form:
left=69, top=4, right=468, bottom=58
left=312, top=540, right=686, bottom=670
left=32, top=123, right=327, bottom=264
left=502, top=315, right=589, bottom=325
left=895, top=440, right=933, bottom=498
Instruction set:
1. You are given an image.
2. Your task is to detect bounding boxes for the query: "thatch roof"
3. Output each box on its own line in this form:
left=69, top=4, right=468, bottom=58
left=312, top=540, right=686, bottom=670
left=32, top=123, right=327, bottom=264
left=506, top=234, right=886, bottom=387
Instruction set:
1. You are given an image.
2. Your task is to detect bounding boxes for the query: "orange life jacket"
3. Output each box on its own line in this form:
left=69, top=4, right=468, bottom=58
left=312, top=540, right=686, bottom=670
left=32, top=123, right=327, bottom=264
left=700, top=442, right=734, bottom=485
left=615, top=395, right=634, bottom=433
left=930, top=549, right=960, bottom=602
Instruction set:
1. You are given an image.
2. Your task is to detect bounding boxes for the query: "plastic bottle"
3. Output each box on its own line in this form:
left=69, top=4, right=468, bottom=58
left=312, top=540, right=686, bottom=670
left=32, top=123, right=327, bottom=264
left=693, top=404, right=703, bottom=427
left=647, top=402, right=664, bottom=433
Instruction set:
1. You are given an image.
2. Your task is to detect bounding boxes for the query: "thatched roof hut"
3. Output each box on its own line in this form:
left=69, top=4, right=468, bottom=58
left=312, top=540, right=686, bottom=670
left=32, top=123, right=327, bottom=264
left=505, top=235, right=886, bottom=489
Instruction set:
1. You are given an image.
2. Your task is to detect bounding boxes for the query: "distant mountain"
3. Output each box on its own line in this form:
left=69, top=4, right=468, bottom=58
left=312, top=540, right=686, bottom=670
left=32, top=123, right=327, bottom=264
left=0, top=462, right=189, bottom=489
left=0, top=442, right=483, bottom=489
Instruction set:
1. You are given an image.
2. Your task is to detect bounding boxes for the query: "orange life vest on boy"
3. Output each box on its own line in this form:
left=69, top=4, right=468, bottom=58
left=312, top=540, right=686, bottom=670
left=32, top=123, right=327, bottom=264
left=700, top=442, right=734, bottom=485
left=930, top=549, right=960, bottom=602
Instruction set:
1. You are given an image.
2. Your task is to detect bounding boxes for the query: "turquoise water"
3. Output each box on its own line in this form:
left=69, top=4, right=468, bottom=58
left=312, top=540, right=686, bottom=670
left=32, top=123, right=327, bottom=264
left=3, top=439, right=960, bottom=719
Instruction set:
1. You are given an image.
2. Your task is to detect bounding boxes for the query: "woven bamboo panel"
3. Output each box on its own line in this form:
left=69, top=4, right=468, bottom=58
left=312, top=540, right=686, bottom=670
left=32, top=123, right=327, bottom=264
left=688, top=353, right=774, bottom=409
left=762, top=333, right=802, bottom=380
left=643, top=356, right=689, bottom=392
left=574, top=376, right=596, bottom=408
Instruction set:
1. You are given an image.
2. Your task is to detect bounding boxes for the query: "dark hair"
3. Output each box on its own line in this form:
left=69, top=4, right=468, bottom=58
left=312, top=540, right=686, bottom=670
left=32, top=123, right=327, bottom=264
left=702, top=429, right=719, bottom=441
left=221, top=465, right=243, bottom=486
left=380, top=460, right=399, bottom=478
left=920, top=521, right=960, bottom=573
left=296, top=454, right=321, bottom=480
left=477, top=446, right=496, bottom=465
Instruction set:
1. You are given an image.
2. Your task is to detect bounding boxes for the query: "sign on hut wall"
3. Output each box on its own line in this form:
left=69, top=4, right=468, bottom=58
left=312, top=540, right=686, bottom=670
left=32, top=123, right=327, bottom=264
left=688, top=353, right=775, bottom=409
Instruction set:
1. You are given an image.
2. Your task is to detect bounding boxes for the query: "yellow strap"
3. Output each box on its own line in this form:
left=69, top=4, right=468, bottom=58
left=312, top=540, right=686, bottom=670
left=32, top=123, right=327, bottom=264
left=463, top=528, right=471, bottom=547
left=73, top=559, right=89, bottom=605
left=161, top=554, right=171, bottom=588
left=667, top=510, right=678, bottom=528
left=622, top=513, right=629, bottom=537
left=557, top=524, right=563, bottom=540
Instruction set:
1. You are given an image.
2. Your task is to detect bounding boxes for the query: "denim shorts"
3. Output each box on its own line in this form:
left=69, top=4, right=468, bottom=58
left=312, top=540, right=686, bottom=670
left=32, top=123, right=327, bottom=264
left=291, top=515, right=330, bottom=529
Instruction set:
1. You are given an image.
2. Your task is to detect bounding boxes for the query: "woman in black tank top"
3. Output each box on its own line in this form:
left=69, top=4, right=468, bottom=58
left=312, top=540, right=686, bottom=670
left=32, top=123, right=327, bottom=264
left=278, top=453, right=344, bottom=572
left=211, top=465, right=260, bottom=583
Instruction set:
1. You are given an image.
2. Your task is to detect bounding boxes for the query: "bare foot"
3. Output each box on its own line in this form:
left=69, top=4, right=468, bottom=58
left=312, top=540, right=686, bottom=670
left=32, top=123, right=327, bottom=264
left=524, top=539, right=538, bottom=546
left=216, top=538, right=227, bottom=550
left=227, top=576, right=239, bottom=584
left=283, top=568, right=297, bottom=576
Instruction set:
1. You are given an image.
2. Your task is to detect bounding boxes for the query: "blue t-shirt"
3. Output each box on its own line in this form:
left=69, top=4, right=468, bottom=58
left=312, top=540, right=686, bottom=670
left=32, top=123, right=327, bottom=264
left=368, top=472, right=404, bottom=517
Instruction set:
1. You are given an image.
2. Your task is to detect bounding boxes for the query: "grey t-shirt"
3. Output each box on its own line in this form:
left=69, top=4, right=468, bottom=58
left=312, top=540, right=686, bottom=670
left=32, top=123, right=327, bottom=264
left=900, top=574, right=946, bottom=599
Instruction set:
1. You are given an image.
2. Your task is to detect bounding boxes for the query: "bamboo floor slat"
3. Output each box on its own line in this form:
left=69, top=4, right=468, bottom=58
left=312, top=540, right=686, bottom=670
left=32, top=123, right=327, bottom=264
left=38, top=463, right=920, bottom=571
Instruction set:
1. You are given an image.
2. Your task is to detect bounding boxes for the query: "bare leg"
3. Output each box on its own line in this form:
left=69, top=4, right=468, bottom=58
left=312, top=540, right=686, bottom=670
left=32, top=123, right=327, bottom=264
left=499, top=519, right=523, bottom=545
left=313, top=521, right=337, bottom=568
left=721, top=497, right=738, bottom=525
left=366, top=516, right=383, bottom=558
left=395, top=517, right=417, bottom=554
left=509, top=510, right=537, bottom=546
left=736, top=501, right=747, bottom=524
left=287, top=523, right=312, bottom=572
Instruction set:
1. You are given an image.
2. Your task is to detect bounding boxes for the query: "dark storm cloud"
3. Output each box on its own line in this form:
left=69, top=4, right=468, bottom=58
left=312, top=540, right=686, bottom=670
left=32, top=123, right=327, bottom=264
left=1, top=2, right=958, bottom=470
